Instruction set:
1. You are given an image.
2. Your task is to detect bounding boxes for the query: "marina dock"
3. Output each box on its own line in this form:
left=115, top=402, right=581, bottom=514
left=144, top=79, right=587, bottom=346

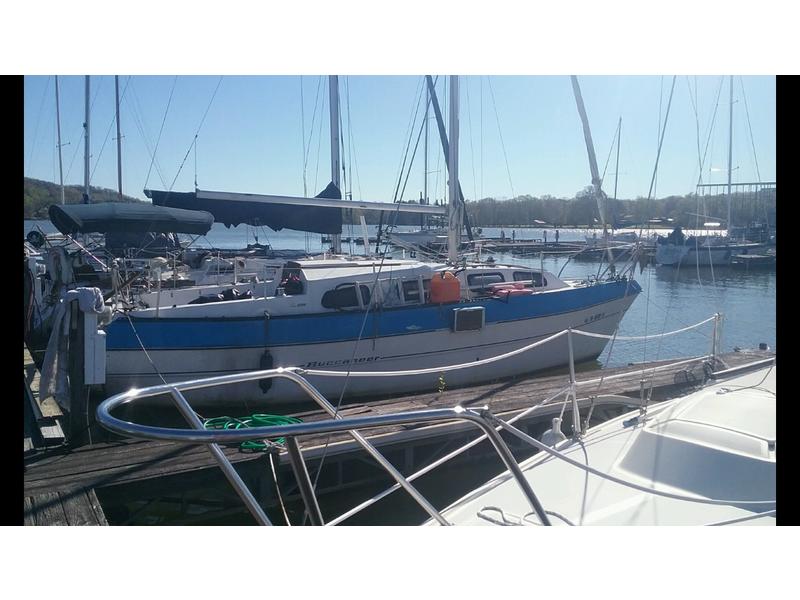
left=23, top=347, right=773, bottom=525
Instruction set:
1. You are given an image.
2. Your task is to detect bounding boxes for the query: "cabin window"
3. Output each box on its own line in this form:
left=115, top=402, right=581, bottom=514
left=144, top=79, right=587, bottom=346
left=467, top=272, right=504, bottom=293
left=321, top=283, right=371, bottom=309
left=280, top=268, right=304, bottom=295
left=402, top=280, right=421, bottom=303
left=513, top=271, right=547, bottom=287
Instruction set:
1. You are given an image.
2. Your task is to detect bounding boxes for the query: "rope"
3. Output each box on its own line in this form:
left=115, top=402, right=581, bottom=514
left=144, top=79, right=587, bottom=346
left=269, top=452, right=291, bottom=525
left=491, top=416, right=775, bottom=506
left=326, top=383, right=572, bottom=525
left=302, top=315, right=717, bottom=379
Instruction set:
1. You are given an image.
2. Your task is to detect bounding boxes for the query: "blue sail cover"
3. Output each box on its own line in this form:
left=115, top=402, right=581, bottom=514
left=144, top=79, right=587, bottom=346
left=49, top=202, right=214, bottom=235
left=146, top=183, right=344, bottom=234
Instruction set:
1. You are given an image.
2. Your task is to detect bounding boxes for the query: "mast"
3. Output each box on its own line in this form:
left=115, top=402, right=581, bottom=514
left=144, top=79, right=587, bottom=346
left=570, top=76, right=605, bottom=229
left=424, top=75, right=473, bottom=240
left=613, top=117, right=621, bottom=205
left=115, top=75, right=123, bottom=201
left=423, top=80, right=429, bottom=228
left=611, top=116, right=621, bottom=234
left=328, top=75, right=342, bottom=254
left=727, top=75, right=734, bottom=237
left=55, top=75, right=65, bottom=205
left=447, top=75, right=461, bottom=264
left=83, top=75, right=90, bottom=204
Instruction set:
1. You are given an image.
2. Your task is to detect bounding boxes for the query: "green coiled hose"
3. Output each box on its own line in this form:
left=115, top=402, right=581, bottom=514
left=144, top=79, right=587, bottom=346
left=203, top=413, right=303, bottom=452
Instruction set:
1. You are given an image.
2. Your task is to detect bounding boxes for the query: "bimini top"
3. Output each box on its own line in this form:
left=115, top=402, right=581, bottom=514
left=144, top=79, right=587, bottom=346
left=49, top=202, right=215, bottom=236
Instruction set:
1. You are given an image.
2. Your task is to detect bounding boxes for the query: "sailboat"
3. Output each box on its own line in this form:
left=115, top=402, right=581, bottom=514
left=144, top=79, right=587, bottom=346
left=570, top=80, right=641, bottom=263
left=96, top=76, right=642, bottom=405
left=655, top=76, right=763, bottom=268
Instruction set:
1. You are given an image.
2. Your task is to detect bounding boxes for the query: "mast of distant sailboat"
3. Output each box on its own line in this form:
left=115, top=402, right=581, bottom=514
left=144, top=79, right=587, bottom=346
left=55, top=75, right=65, bottom=205
left=83, top=75, right=91, bottom=204
left=447, top=75, right=461, bottom=264
left=116, top=75, right=123, bottom=201
left=329, top=75, right=342, bottom=254
left=727, top=75, right=734, bottom=238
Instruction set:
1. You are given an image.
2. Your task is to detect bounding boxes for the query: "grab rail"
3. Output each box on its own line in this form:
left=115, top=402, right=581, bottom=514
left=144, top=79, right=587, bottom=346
left=96, top=366, right=551, bottom=526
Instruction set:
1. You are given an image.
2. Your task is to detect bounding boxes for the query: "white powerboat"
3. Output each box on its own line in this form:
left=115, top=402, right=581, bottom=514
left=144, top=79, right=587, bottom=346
left=433, top=361, right=775, bottom=525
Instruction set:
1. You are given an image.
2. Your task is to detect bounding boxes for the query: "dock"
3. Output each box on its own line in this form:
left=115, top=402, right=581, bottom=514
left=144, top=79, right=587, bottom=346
left=23, top=348, right=773, bottom=525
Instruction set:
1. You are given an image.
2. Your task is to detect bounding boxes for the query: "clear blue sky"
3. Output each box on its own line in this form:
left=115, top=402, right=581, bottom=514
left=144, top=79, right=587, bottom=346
left=23, top=75, right=775, bottom=203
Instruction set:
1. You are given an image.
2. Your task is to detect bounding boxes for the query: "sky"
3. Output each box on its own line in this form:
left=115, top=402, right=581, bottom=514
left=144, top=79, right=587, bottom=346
left=23, top=74, right=776, bottom=205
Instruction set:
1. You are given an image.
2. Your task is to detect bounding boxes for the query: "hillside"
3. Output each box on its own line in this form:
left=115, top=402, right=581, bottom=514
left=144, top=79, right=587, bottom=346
left=24, top=178, right=144, bottom=219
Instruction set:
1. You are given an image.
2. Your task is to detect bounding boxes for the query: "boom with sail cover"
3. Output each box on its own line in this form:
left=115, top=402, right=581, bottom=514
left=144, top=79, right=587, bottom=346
left=146, top=183, right=345, bottom=234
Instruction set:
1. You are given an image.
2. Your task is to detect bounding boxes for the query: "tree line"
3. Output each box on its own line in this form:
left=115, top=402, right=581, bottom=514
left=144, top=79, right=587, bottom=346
left=24, top=178, right=143, bottom=218
left=25, top=177, right=775, bottom=229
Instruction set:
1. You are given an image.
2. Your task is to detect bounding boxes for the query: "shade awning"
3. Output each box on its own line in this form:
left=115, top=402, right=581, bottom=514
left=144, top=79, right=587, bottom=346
left=49, top=202, right=215, bottom=235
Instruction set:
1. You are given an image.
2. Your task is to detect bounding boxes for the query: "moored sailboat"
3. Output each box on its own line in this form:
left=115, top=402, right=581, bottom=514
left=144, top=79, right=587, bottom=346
left=97, top=76, right=642, bottom=406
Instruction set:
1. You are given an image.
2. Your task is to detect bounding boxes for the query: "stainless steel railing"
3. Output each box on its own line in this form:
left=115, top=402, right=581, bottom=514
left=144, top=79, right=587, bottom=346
left=96, top=366, right=551, bottom=526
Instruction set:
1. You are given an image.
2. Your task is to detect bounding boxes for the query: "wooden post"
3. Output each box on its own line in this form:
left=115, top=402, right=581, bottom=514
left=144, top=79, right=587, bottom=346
left=68, top=303, right=90, bottom=446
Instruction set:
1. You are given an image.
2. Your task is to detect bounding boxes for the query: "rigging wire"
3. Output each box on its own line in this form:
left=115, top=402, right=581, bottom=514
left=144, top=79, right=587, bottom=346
left=64, top=75, right=106, bottom=183
left=312, top=88, right=326, bottom=200
left=686, top=76, right=703, bottom=181
left=126, top=81, right=169, bottom=189
left=600, top=119, right=621, bottom=183
left=303, top=76, right=323, bottom=192
left=391, top=77, right=426, bottom=205
left=144, top=75, right=178, bottom=190
left=89, top=76, right=131, bottom=183
left=487, top=76, right=515, bottom=199
left=654, top=76, right=664, bottom=199
left=464, top=78, right=478, bottom=202
left=738, top=77, right=762, bottom=183
left=308, top=79, right=443, bottom=508
left=346, top=80, right=363, bottom=202
left=168, top=76, right=224, bottom=191
left=26, top=75, right=52, bottom=176
left=300, top=76, right=307, bottom=197
left=636, top=75, right=676, bottom=387
left=480, top=76, right=484, bottom=200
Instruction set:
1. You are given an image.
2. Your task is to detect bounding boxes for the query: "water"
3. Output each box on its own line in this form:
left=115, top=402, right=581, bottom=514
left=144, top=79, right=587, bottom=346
left=26, top=220, right=776, bottom=365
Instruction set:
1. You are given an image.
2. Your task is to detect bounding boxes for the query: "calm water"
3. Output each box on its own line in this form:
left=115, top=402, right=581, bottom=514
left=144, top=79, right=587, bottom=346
left=26, top=220, right=776, bottom=365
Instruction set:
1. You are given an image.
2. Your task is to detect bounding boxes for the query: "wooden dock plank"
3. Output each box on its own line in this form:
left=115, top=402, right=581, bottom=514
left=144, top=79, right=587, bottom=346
left=87, top=489, right=109, bottom=526
left=29, top=491, right=69, bottom=526
left=23, top=496, right=35, bottom=525
left=24, top=489, right=109, bottom=526
left=60, top=489, right=105, bottom=525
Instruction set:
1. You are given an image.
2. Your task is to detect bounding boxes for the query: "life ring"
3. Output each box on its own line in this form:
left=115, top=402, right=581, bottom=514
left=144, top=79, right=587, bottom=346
left=26, top=229, right=45, bottom=248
